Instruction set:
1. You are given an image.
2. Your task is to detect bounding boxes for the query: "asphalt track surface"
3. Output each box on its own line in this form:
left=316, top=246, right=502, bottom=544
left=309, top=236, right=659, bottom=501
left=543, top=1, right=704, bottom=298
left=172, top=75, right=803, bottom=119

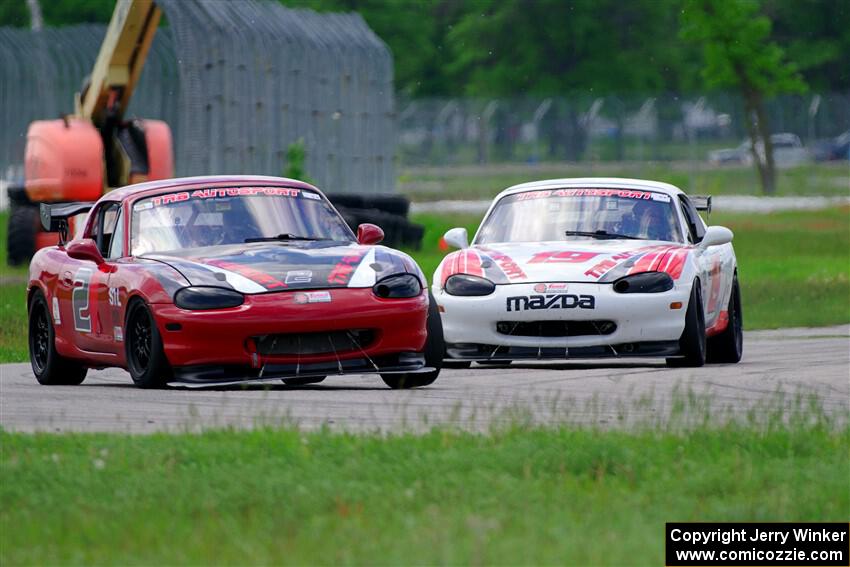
left=1, top=326, right=848, bottom=433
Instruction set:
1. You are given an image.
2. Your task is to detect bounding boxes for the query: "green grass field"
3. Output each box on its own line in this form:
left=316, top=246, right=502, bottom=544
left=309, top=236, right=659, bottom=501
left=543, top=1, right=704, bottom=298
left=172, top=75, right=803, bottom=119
left=2, top=420, right=847, bottom=566
left=0, top=205, right=848, bottom=363
left=399, top=162, right=850, bottom=202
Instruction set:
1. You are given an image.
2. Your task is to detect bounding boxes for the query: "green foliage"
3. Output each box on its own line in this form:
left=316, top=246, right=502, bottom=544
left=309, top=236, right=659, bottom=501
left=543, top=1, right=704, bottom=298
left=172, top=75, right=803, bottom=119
left=447, top=0, right=698, bottom=96
left=282, top=139, right=311, bottom=183
left=2, top=423, right=848, bottom=564
left=0, top=0, right=29, bottom=28
left=680, top=0, right=806, bottom=96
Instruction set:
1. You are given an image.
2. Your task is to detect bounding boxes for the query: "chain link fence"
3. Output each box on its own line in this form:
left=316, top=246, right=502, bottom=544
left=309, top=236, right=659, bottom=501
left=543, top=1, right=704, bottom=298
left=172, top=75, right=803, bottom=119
left=0, top=0, right=396, bottom=194
left=397, top=93, right=850, bottom=167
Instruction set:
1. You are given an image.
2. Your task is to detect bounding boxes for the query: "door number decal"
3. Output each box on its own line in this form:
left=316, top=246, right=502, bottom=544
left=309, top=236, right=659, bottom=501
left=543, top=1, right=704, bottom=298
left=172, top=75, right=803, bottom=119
left=72, top=268, right=93, bottom=333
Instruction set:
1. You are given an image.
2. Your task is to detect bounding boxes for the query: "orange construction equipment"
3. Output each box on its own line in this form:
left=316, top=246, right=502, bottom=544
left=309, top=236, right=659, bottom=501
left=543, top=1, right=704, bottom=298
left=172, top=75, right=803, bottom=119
left=8, top=0, right=173, bottom=265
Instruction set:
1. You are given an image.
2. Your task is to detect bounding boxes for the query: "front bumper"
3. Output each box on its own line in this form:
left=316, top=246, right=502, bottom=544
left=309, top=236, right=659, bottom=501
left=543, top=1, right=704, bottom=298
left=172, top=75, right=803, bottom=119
left=433, top=281, right=690, bottom=359
left=151, top=288, right=429, bottom=374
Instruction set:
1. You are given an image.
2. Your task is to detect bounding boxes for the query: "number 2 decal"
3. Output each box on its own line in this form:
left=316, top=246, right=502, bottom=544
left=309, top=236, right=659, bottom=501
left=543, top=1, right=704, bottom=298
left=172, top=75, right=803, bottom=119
left=72, top=268, right=93, bottom=333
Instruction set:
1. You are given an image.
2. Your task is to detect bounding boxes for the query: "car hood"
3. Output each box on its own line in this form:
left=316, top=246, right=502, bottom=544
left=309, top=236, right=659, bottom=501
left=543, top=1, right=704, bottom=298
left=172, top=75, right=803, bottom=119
left=437, top=240, right=692, bottom=285
left=145, top=240, right=421, bottom=293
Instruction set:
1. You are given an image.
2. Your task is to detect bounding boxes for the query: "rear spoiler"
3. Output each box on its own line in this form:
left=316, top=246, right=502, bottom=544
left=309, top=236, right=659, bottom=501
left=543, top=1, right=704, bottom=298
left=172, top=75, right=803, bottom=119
left=40, top=202, right=94, bottom=243
left=690, top=195, right=712, bottom=213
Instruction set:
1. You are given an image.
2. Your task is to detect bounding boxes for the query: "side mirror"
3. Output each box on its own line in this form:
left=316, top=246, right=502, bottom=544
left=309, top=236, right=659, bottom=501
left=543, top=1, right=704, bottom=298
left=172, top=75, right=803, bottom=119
left=699, top=225, right=733, bottom=249
left=356, top=223, right=384, bottom=245
left=66, top=238, right=105, bottom=265
left=443, top=227, right=469, bottom=249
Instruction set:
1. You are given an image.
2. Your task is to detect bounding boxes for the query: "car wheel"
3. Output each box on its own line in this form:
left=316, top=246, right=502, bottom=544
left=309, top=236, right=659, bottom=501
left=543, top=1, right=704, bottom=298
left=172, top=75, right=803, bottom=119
left=381, top=292, right=444, bottom=389
left=707, top=274, right=743, bottom=363
left=666, top=282, right=706, bottom=368
left=476, top=359, right=512, bottom=366
left=442, top=360, right=472, bottom=369
left=125, top=300, right=171, bottom=388
left=281, top=376, right=326, bottom=386
left=28, top=292, right=87, bottom=385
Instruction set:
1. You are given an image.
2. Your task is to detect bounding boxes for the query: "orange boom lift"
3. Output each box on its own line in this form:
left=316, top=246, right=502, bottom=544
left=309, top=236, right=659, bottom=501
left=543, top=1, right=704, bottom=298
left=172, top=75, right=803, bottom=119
left=7, top=0, right=172, bottom=264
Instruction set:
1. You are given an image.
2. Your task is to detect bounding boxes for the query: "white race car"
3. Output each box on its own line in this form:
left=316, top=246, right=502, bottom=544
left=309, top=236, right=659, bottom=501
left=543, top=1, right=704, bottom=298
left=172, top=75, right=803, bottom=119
left=432, top=178, right=742, bottom=368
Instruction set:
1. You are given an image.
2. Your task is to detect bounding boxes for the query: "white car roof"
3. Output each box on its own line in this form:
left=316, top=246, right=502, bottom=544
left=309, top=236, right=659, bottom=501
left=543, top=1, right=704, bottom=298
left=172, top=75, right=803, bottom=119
left=495, top=177, right=686, bottom=201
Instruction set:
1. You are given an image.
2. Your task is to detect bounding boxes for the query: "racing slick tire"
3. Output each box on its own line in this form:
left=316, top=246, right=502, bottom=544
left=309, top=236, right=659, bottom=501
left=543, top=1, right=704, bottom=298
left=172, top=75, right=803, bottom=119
left=442, top=360, right=472, bottom=369
left=282, top=376, right=326, bottom=386
left=381, top=292, right=444, bottom=389
left=28, top=291, right=87, bottom=385
left=666, top=282, right=706, bottom=368
left=7, top=202, right=38, bottom=266
left=707, top=274, right=743, bottom=364
left=126, top=300, right=172, bottom=388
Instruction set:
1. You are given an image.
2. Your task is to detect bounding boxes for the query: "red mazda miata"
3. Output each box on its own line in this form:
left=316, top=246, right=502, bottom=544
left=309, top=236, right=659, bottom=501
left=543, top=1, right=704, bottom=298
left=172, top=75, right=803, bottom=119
left=27, top=175, right=442, bottom=389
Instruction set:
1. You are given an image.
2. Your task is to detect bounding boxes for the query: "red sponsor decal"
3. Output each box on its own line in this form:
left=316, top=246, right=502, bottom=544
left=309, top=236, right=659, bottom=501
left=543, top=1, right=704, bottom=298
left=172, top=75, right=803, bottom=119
left=515, top=188, right=655, bottom=201
left=584, top=259, right=618, bottom=278
left=207, top=260, right=286, bottom=290
left=529, top=250, right=600, bottom=264
left=151, top=187, right=303, bottom=206
left=478, top=247, right=527, bottom=280
left=328, top=254, right=364, bottom=285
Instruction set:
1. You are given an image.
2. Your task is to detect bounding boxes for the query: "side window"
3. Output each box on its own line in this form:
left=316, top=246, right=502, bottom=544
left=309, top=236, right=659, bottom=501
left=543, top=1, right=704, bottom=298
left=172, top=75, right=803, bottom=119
left=89, top=203, right=120, bottom=257
left=107, top=209, right=125, bottom=259
left=678, top=195, right=706, bottom=244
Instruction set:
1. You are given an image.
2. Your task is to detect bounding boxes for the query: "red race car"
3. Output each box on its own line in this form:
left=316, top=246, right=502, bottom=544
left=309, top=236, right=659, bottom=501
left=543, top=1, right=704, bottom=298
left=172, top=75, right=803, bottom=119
left=27, top=175, right=443, bottom=389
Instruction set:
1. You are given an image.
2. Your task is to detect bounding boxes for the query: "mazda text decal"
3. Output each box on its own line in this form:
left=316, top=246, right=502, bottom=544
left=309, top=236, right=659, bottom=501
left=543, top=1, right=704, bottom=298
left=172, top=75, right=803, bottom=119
left=506, top=294, right=596, bottom=312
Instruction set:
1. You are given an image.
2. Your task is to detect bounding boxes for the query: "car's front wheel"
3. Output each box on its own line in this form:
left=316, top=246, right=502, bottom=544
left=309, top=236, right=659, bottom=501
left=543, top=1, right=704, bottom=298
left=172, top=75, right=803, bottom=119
left=666, top=282, right=706, bottom=368
left=125, top=300, right=172, bottom=388
left=381, top=292, right=443, bottom=389
left=707, top=274, right=743, bottom=363
left=28, top=292, right=87, bottom=385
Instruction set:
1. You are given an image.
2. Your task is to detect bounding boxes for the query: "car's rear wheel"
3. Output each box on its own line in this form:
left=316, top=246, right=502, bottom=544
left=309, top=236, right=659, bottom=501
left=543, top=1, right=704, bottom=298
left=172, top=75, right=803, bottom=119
left=707, top=274, right=743, bottom=363
left=381, top=292, right=443, bottom=389
left=282, top=376, right=326, bottom=386
left=666, top=282, right=706, bottom=368
left=28, top=292, right=87, bottom=385
left=126, top=300, right=171, bottom=388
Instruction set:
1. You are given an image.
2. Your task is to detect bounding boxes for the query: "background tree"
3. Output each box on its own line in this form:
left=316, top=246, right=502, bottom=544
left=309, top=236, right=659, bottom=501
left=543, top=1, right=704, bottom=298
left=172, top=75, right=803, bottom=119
left=681, top=0, right=806, bottom=195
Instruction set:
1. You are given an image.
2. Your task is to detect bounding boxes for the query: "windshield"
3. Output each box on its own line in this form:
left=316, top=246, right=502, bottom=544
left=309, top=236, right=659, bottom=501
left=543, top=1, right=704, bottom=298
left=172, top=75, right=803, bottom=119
left=131, top=186, right=353, bottom=255
left=475, top=188, right=683, bottom=244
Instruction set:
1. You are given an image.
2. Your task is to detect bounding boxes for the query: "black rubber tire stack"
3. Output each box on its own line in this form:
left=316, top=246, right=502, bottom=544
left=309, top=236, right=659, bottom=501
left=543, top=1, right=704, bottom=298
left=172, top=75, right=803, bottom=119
left=327, top=194, right=424, bottom=249
left=6, top=185, right=38, bottom=266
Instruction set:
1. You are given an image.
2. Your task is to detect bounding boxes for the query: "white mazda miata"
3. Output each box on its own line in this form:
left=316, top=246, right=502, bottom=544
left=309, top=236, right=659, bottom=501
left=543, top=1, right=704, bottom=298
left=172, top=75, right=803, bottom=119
left=432, top=178, right=743, bottom=367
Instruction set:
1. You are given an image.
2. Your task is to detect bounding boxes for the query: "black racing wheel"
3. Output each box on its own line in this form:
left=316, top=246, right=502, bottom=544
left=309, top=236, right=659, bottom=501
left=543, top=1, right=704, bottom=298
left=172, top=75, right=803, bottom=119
left=28, top=291, right=87, bottom=385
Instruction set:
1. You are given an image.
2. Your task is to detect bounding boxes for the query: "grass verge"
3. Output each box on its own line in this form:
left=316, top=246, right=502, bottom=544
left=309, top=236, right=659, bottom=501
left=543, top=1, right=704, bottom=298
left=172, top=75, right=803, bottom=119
left=399, top=162, right=850, bottom=202
left=406, top=207, right=850, bottom=330
left=2, top=421, right=848, bottom=566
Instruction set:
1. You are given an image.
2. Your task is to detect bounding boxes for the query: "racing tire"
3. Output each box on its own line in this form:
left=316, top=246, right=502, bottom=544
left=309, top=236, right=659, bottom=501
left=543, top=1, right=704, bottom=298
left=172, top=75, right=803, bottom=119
left=666, top=282, right=706, bottom=368
left=381, top=292, right=444, bottom=389
left=442, top=360, right=472, bottom=369
left=282, top=376, right=326, bottom=386
left=125, top=300, right=172, bottom=388
left=7, top=202, right=38, bottom=266
left=707, top=274, right=743, bottom=364
left=28, top=292, right=87, bottom=385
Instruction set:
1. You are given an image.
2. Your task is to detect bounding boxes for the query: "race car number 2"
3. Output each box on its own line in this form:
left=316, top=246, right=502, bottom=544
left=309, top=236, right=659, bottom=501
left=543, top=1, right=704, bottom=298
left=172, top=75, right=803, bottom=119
left=72, top=268, right=93, bottom=333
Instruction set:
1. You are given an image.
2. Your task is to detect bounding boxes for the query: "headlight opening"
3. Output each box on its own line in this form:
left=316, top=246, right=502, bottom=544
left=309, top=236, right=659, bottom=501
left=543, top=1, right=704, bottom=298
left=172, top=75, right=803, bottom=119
left=373, top=273, right=422, bottom=298
left=612, top=272, right=674, bottom=293
left=174, top=286, right=245, bottom=310
left=444, top=274, right=496, bottom=296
